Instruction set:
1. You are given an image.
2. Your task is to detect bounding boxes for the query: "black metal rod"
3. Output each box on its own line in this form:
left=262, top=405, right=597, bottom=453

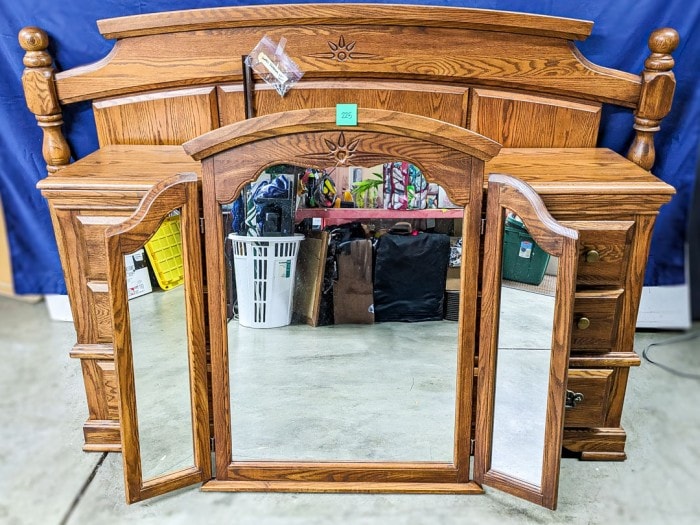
left=241, top=54, right=255, bottom=120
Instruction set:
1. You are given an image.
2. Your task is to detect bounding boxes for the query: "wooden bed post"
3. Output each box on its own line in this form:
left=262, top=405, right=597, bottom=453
left=18, top=26, right=71, bottom=174
left=627, top=27, right=679, bottom=171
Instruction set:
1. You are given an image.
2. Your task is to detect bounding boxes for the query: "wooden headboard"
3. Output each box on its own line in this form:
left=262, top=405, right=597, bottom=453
left=18, top=3, right=678, bottom=173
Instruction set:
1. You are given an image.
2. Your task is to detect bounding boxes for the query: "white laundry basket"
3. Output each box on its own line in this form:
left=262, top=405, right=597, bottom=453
left=229, top=234, right=304, bottom=328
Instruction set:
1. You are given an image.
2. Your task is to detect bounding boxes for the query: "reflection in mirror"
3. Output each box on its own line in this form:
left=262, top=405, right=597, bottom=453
left=225, top=162, right=461, bottom=462
left=491, top=210, right=558, bottom=485
left=475, top=174, right=578, bottom=510
left=127, top=210, right=194, bottom=480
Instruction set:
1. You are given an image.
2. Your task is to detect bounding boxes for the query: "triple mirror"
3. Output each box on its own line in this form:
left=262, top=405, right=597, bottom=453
left=105, top=108, right=578, bottom=509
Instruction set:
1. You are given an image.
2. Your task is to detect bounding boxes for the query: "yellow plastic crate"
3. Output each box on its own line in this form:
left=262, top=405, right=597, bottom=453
left=144, top=215, right=184, bottom=290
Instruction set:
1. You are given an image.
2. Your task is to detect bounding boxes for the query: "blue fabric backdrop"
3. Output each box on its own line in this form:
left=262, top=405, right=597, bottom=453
left=1, top=0, right=698, bottom=294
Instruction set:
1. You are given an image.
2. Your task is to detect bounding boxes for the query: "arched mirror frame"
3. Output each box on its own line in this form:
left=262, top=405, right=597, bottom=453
left=184, top=107, right=501, bottom=492
left=474, top=174, right=579, bottom=509
left=104, top=173, right=210, bottom=503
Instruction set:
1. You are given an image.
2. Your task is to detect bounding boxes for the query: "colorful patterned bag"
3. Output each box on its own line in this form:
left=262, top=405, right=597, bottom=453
left=383, top=161, right=410, bottom=210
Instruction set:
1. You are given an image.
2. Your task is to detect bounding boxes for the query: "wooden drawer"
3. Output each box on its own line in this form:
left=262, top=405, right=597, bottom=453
left=562, top=221, right=634, bottom=287
left=571, top=289, right=624, bottom=352
left=564, top=369, right=615, bottom=428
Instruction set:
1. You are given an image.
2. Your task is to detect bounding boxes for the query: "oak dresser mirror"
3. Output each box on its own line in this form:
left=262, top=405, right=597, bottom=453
left=184, top=107, right=500, bottom=492
left=474, top=174, right=579, bottom=510
left=105, top=174, right=210, bottom=503
left=226, top=165, right=459, bottom=464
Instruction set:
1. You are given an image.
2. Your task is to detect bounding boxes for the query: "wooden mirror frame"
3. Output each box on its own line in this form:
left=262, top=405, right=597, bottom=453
left=473, top=174, right=579, bottom=509
left=105, top=173, right=210, bottom=503
left=184, top=107, right=501, bottom=493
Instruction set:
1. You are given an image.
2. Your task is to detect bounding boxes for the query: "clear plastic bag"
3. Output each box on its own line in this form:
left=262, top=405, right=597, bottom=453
left=245, top=36, right=304, bottom=96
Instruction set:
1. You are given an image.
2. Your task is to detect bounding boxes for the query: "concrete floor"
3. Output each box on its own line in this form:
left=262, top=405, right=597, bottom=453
left=1, top=294, right=700, bottom=524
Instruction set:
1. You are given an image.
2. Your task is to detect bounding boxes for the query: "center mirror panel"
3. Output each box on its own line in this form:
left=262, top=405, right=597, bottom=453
left=224, top=163, right=462, bottom=462
left=192, top=108, right=498, bottom=491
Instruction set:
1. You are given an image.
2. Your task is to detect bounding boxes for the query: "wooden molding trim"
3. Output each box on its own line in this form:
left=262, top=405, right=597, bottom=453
left=97, top=4, right=594, bottom=41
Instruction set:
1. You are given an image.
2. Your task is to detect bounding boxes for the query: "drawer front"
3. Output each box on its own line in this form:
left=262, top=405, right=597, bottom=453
left=571, top=290, right=624, bottom=351
left=562, top=221, right=634, bottom=287
left=564, top=369, right=615, bottom=428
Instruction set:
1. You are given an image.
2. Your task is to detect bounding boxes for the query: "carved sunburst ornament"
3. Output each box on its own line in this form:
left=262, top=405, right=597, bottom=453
left=328, top=35, right=355, bottom=62
left=324, top=132, right=360, bottom=165
left=308, top=35, right=377, bottom=62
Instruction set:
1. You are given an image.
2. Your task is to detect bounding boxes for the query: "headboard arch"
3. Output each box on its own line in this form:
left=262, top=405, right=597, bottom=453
left=51, top=4, right=637, bottom=106
left=18, top=3, right=679, bottom=175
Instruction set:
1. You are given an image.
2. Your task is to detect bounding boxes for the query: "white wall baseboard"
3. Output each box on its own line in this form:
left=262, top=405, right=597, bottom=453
left=44, top=294, right=73, bottom=322
left=637, top=284, right=691, bottom=330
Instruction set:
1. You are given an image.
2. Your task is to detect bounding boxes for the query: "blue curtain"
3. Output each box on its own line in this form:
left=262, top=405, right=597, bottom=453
left=1, top=0, right=698, bottom=294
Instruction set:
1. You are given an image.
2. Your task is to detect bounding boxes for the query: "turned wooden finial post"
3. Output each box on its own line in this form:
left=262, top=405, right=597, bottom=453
left=18, top=26, right=71, bottom=174
left=626, top=28, right=680, bottom=171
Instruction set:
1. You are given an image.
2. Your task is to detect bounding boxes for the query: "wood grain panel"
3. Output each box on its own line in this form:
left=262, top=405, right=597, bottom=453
left=218, top=81, right=469, bottom=127
left=80, top=360, right=109, bottom=420
left=56, top=18, right=640, bottom=106
left=94, top=87, right=219, bottom=146
left=564, top=369, right=614, bottom=428
left=571, top=290, right=623, bottom=351
left=87, top=281, right=112, bottom=342
left=77, top=215, right=130, bottom=280
left=98, top=360, right=120, bottom=420
left=470, top=89, right=600, bottom=147
left=80, top=358, right=119, bottom=421
left=217, top=85, right=246, bottom=126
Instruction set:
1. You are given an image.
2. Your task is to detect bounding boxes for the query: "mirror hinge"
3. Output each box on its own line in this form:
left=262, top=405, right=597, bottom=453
left=200, top=217, right=205, bottom=234
left=480, top=218, right=486, bottom=235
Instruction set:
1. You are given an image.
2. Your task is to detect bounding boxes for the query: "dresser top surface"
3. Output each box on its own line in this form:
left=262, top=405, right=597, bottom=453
left=38, top=145, right=674, bottom=199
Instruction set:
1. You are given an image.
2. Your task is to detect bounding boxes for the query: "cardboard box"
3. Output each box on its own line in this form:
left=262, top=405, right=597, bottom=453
left=125, top=249, right=152, bottom=299
left=445, top=266, right=461, bottom=291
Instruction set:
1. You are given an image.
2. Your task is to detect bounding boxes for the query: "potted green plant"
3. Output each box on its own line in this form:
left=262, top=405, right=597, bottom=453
left=351, top=172, right=383, bottom=208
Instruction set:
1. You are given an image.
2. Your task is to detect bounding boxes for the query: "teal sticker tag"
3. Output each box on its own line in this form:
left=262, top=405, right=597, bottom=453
left=336, top=103, right=358, bottom=126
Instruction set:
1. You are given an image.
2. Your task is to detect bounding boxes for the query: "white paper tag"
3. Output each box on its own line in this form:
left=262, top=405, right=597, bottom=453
left=277, top=260, right=291, bottom=278
left=258, top=51, right=289, bottom=84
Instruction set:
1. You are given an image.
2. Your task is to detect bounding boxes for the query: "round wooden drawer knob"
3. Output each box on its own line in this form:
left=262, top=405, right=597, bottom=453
left=577, top=317, right=591, bottom=330
left=585, top=249, right=601, bottom=263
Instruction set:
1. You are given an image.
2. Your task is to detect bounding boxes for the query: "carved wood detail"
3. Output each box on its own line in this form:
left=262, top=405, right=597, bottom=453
left=308, top=35, right=378, bottom=61
left=627, top=28, right=680, bottom=170
left=18, top=26, right=71, bottom=174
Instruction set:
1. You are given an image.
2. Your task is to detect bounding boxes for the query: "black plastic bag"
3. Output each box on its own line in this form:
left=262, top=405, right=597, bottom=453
left=373, top=232, right=450, bottom=322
